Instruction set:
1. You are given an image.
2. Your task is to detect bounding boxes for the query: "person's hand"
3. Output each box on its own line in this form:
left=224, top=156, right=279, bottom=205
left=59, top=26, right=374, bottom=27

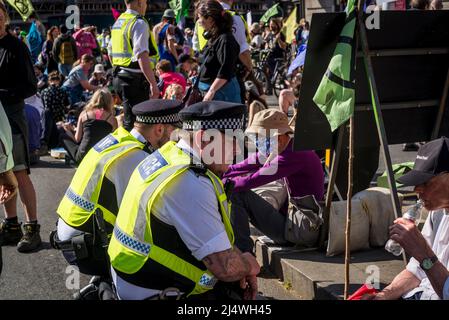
left=240, top=274, right=258, bottom=300
left=150, top=84, right=160, bottom=99
left=0, top=170, right=18, bottom=204
left=62, top=123, right=74, bottom=132
left=241, top=252, right=260, bottom=276
left=203, top=89, right=215, bottom=102
left=389, top=218, right=433, bottom=261
left=360, top=292, right=388, bottom=300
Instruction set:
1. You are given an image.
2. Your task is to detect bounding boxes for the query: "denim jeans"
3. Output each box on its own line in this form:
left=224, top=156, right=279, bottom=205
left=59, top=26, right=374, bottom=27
left=58, top=63, right=73, bottom=77
left=62, top=84, right=83, bottom=106
left=199, top=77, right=242, bottom=103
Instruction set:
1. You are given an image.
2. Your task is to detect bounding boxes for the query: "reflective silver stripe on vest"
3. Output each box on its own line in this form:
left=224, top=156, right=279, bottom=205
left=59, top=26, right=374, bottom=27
left=114, top=225, right=151, bottom=255
left=81, top=143, right=141, bottom=201
left=110, top=52, right=133, bottom=58
left=65, top=187, right=95, bottom=212
left=199, top=273, right=218, bottom=289
left=133, top=164, right=189, bottom=243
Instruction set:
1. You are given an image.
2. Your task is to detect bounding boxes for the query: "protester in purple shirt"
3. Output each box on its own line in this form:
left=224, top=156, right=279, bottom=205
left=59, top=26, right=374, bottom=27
left=223, top=110, right=325, bottom=253
left=223, top=140, right=324, bottom=201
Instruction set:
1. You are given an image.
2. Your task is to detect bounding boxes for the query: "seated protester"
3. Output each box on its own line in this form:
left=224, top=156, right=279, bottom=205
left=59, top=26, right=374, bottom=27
left=279, top=72, right=302, bottom=116
left=34, top=63, right=48, bottom=93
left=176, top=53, right=196, bottom=80
left=363, top=137, right=449, bottom=301
left=163, top=84, right=184, bottom=100
left=24, top=102, right=42, bottom=165
left=156, top=59, right=187, bottom=98
left=61, top=89, right=118, bottom=164
left=40, top=71, right=70, bottom=152
left=89, top=64, right=108, bottom=88
left=54, top=100, right=184, bottom=277
left=245, top=81, right=268, bottom=127
left=108, top=101, right=260, bottom=300
left=222, top=109, right=325, bottom=253
left=61, top=54, right=99, bottom=105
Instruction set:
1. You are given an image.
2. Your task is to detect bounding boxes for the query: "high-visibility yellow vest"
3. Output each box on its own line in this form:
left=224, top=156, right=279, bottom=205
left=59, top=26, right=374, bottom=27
left=110, top=12, right=159, bottom=69
left=108, top=141, right=234, bottom=297
left=57, top=127, right=145, bottom=232
left=195, top=10, right=250, bottom=52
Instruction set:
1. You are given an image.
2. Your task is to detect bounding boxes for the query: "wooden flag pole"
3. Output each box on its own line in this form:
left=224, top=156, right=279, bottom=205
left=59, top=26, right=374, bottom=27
left=344, top=117, right=355, bottom=300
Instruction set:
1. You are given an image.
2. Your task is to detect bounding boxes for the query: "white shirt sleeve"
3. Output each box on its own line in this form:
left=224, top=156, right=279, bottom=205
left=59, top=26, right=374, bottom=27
left=232, top=15, right=249, bottom=54
left=192, top=25, right=200, bottom=53
left=153, top=170, right=232, bottom=261
left=443, top=277, right=449, bottom=300
left=130, top=19, right=150, bottom=61
left=406, top=212, right=435, bottom=280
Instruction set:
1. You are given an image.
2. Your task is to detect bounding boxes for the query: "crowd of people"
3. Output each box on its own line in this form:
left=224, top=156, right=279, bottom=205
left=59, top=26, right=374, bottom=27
left=0, top=0, right=448, bottom=301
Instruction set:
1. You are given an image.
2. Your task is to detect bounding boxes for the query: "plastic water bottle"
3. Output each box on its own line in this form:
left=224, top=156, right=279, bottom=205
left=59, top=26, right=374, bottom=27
left=385, top=200, right=423, bottom=256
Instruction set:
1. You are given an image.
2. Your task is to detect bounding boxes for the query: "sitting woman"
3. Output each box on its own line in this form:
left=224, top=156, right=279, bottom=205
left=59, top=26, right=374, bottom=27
left=245, top=81, right=268, bottom=127
left=222, top=109, right=325, bottom=253
left=61, top=54, right=99, bottom=105
left=196, top=0, right=241, bottom=103
left=61, top=89, right=117, bottom=164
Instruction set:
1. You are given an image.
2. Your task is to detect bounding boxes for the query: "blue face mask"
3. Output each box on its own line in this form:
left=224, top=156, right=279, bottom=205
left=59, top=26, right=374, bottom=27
left=248, top=134, right=277, bottom=157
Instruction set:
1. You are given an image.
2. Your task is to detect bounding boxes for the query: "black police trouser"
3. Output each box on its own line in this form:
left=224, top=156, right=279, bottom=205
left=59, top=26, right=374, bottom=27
left=113, top=71, right=150, bottom=131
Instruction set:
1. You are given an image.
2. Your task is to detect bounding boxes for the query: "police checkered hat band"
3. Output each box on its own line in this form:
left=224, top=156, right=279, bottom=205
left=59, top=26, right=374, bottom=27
left=136, top=113, right=181, bottom=124
left=182, top=117, right=245, bottom=130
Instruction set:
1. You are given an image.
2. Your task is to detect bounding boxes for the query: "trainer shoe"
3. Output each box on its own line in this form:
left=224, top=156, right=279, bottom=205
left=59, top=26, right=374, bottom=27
left=17, top=223, right=42, bottom=253
left=0, top=220, right=23, bottom=246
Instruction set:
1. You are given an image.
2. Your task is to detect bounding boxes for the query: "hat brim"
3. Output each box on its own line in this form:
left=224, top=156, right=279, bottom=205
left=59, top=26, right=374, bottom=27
left=396, top=170, right=435, bottom=187
left=246, top=125, right=294, bottom=136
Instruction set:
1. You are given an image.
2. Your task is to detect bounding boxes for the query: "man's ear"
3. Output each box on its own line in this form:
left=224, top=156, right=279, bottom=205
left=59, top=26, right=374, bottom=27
left=193, top=130, right=204, bottom=149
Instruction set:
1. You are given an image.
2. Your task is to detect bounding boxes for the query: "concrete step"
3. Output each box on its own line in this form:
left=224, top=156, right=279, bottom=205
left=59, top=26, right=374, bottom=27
left=255, top=240, right=405, bottom=300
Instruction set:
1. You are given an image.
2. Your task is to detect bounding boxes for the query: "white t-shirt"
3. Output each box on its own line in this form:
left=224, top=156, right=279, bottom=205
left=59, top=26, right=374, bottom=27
left=405, top=209, right=449, bottom=300
left=113, top=139, right=231, bottom=299
left=105, top=129, right=148, bottom=205
left=220, top=2, right=249, bottom=54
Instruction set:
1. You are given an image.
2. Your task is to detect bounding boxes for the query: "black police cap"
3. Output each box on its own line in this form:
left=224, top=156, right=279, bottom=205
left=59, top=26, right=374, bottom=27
left=179, top=101, right=247, bottom=131
left=132, top=99, right=183, bottom=125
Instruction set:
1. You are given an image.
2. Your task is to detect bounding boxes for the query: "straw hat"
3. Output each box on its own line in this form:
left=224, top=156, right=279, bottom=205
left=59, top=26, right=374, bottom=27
left=246, top=109, right=294, bottom=137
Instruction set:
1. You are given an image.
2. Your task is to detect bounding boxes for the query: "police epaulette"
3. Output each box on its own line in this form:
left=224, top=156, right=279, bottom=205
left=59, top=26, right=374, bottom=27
left=189, top=164, right=207, bottom=177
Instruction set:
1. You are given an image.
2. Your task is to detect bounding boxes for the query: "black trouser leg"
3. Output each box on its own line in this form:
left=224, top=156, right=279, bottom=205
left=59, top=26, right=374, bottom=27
left=231, top=190, right=289, bottom=253
left=113, top=73, right=150, bottom=132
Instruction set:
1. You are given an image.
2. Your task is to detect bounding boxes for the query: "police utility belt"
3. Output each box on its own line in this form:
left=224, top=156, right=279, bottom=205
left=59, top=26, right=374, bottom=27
left=50, top=209, right=110, bottom=261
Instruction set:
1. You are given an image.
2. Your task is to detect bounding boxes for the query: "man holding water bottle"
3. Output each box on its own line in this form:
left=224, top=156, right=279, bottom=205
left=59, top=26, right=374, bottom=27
left=363, top=137, right=449, bottom=300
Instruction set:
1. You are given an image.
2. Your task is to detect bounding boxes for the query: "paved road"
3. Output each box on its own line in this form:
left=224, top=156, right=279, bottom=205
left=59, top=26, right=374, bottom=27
left=0, top=140, right=418, bottom=300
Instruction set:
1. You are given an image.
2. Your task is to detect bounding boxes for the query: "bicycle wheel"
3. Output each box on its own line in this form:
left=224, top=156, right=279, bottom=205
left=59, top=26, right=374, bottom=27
left=273, top=68, right=286, bottom=98
left=253, top=67, right=269, bottom=94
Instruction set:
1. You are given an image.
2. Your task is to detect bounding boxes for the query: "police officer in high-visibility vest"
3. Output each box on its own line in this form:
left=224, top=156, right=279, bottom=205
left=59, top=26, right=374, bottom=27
left=108, top=101, right=260, bottom=300
left=52, top=100, right=183, bottom=277
left=193, top=0, right=254, bottom=101
left=110, top=0, right=160, bottom=132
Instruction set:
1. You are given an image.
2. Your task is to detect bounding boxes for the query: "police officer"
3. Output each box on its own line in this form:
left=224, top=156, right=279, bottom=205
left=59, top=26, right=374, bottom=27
left=108, top=101, right=260, bottom=300
left=53, top=100, right=183, bottom=277
left=110, top=0, right=160, bottom=131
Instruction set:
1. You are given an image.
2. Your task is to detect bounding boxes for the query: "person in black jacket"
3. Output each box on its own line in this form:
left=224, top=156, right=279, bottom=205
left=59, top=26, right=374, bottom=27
left=196, top=0, right=242, bottom=103
left=0, top=2, right=42, bottom=253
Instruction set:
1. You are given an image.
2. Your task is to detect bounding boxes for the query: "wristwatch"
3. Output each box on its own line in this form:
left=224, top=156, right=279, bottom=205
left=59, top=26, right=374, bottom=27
left=420, top=255, right=438, bottom=271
